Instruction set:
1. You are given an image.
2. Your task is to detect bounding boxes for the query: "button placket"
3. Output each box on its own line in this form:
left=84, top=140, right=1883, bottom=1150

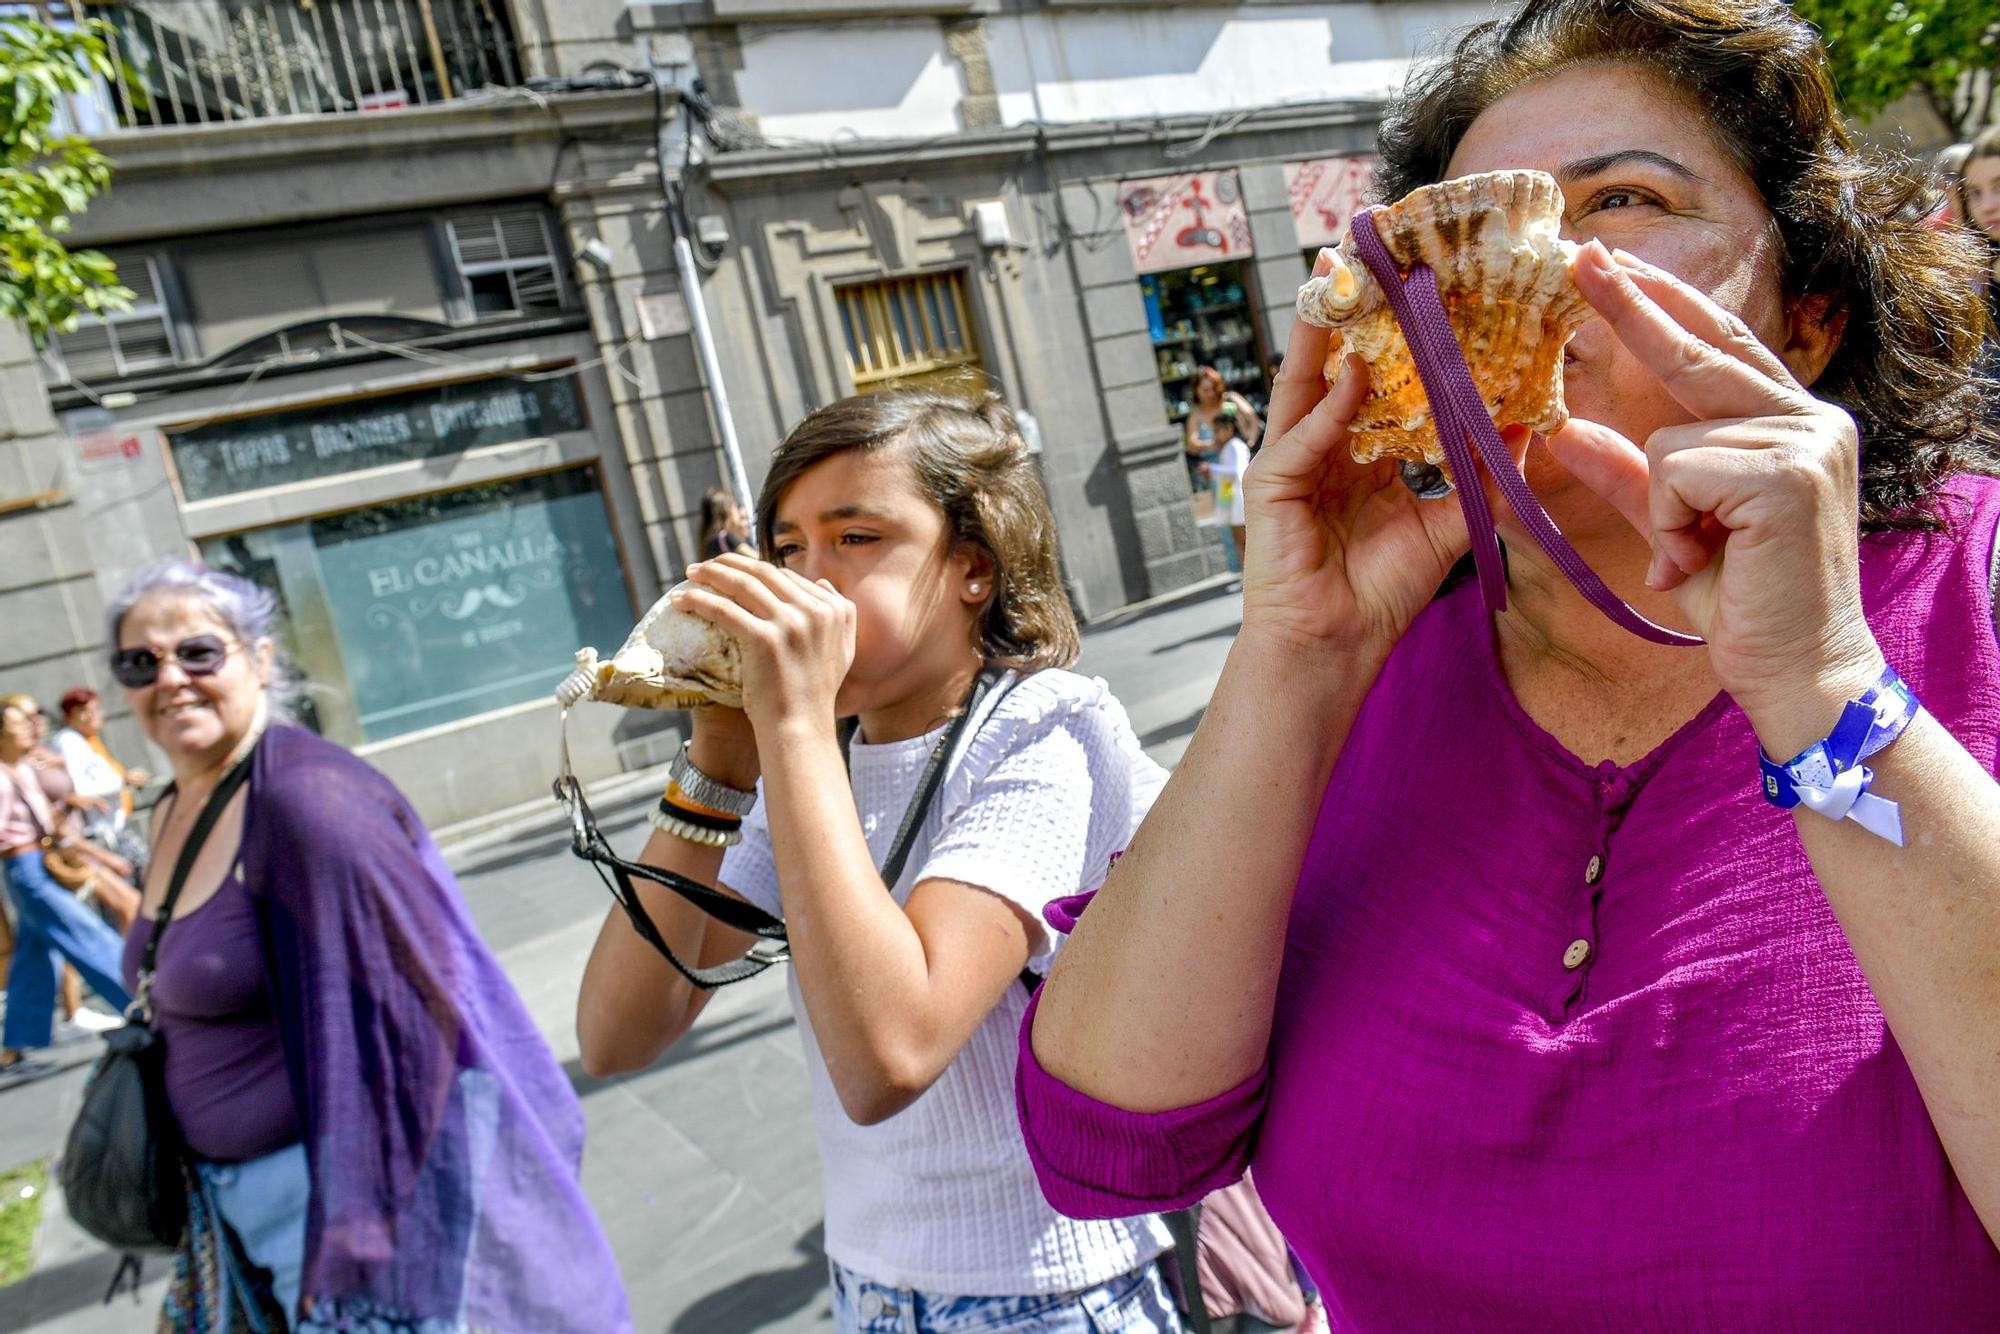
left=1556, top=770, right=1622, bottom=1017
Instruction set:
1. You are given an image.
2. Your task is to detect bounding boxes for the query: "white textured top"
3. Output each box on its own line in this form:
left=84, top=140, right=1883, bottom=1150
left=720, top=669, right=1173, bottom=1295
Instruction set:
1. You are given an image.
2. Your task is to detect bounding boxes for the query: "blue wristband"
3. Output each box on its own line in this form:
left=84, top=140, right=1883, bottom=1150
left=1759, top=665, right=1921, bottom=846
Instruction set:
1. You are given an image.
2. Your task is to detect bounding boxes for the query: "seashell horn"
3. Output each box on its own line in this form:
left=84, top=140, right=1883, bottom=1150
left=556, top=580, right=744, bottom=712
left=1291, top=169, right=1588, bottom=470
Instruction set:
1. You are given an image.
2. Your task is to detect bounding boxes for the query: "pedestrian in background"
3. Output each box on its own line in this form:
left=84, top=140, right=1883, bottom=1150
left=1957, top=128, right=2000, bottom=374
left=699, top=485, right=756, bottom=559
left=0, top=693, right=132, bottom=1086
left=579, top=388, right=1181, bottom=1333
left=106, top=560, right=628, bottom=1332
left=1933, top=142, right=1972, bottom=229
left=1201, top=405, right=1251, bottom=568
left=51, top=686, right=150, bottom=864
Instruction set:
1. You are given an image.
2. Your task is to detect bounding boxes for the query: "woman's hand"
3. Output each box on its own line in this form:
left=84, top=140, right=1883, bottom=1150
left=1246, top=251, right=1526, bottom=660
left=1548, top=241, right=1885, bottom=757
left=674, top=553, right=857, bottom=742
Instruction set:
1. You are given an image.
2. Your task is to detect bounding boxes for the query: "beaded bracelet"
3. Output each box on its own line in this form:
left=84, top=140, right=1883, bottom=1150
left=650, top=796, right=744, bottom=848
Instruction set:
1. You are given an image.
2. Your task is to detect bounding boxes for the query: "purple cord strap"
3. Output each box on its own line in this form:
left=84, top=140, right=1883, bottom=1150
left=1348, top=207, right=1702, bottom=648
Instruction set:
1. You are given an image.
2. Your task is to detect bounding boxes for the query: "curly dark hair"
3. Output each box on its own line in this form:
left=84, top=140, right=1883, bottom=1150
left=1375, top=0, right=1999, bottom=531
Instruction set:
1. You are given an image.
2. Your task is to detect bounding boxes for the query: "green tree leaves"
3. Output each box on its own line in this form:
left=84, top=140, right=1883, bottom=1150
left=0, top=17, right=131, bottom=342
left=1792, top=0, right=2000, bottom=140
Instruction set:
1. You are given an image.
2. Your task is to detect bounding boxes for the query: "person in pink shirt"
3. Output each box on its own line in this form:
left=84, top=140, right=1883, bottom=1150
left=1018, top=0, right=2000, bottom=1326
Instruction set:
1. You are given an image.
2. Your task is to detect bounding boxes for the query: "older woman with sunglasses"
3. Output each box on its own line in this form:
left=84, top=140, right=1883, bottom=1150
left=1, top=693, right=133, bottom=1083
left=105, top=560, right=628, bottom=1332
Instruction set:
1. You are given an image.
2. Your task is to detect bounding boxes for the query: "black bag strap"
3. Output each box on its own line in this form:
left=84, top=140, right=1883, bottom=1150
left=844, top=667, right=1002, bottom=894
left=564, top=669, right=1012, bottom=990
left=1162, top=1204, right=1212, bottom=1332
left=137, top=749, right=256, bottom=1009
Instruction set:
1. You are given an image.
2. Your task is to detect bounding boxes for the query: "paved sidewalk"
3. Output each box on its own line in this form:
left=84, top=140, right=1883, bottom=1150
left=0, top=577, right=1242, bottom=1333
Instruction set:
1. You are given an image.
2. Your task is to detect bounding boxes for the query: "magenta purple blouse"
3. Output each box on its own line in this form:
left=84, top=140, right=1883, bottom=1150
left=1018, top=476, right=2000, bottom=1328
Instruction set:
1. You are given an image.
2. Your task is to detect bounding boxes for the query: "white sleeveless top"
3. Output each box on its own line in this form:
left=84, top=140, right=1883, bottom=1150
left=720, top=669, right=1173, bottom=1295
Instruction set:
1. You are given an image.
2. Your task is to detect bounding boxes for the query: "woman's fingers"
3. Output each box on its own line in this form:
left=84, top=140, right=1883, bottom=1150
left=1541, top=417, right=1652, bottom=536
left=1265, top=249, right=1337, bottom=440
left=1253, top=354, right=1369, bottom=494
left=1542, top=416, right=1755, bottom=590
left=1571, top=240, right=1799, bottom=422
left=1643, top=420, right=1791, bottom=588
left=1604, top=249, right=1801, bottom=389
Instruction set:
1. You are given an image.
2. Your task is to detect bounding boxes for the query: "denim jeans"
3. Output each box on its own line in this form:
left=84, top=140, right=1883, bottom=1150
left=830, top=1258, right=1183, bottom=1334
left=2, top=849, right=130, bottom=1051
left=197, top=1141, right=310, bottom=1328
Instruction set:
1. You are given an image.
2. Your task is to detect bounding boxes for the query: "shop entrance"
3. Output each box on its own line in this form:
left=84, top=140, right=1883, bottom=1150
left=1142, top=260, right=1267, bottom=429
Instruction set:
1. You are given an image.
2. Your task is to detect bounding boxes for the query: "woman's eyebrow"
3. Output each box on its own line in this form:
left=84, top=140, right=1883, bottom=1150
left=1557, top=149, right=1704, bottom=185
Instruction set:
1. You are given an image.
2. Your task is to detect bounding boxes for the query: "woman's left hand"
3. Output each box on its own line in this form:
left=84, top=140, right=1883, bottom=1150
left=672, top=553, right=857, bottom=739
left=1547, top=241, right=1886, bottom=757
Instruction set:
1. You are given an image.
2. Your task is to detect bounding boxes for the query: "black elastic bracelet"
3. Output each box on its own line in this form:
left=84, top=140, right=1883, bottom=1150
left=657, top=797, right=743, bottom=833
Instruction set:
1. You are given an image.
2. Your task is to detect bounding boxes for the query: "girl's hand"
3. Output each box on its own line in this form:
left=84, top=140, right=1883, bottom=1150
left=1548, top=241, right=1885, bottom=757
left=1246, top=250, right=1527, bottom=661
left=674, top=553, right=858, bottom=741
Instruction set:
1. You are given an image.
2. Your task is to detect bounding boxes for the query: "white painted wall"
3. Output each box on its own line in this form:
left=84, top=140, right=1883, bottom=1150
left=731, top=21, right=968, bottom=142
left=723, top=5, right=1498, bottom=143
left=987, top=3, right=1499, bottom=126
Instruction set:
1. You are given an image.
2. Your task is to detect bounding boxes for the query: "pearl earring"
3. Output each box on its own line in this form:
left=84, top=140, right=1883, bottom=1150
left=969, top=583, right=982, bottom=595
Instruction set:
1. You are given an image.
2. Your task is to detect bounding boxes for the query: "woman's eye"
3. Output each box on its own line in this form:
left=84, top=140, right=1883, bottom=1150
left=1588, top=189, right=1655, bottom=214
left=839, top=533, right=878, bottom=547
left=774, top=544, right=803, bottom=563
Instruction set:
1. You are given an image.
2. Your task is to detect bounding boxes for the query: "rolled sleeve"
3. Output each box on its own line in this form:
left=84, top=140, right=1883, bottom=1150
left=1014, top=982, right=1267, bottom=1219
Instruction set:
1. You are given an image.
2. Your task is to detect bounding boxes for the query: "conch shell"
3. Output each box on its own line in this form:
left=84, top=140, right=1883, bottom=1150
left=1294, top=169, right=1588, bottom=467
left=556, top=582, right=742, bottom=711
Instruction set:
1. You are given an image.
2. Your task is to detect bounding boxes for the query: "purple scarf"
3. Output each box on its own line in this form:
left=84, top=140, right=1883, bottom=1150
left=236, top=725, right=629, bottom=1331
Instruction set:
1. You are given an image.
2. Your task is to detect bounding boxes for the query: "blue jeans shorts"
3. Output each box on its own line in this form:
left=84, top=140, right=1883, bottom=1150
left=196, top=1141, right=310, bottom=1328
left=830, top=1257, right=1183, bottom=1334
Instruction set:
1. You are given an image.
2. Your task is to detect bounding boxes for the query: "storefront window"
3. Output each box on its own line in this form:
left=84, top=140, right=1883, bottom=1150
left=1141, top=263, right=1267, bottom=427
left=201, top=468, right=633, bottom=745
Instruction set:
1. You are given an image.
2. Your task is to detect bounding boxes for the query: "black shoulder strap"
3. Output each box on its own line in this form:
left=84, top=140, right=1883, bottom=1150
left=142, top=749, right=256, bottom=980
left=868, top=667, right=1002, bottom=893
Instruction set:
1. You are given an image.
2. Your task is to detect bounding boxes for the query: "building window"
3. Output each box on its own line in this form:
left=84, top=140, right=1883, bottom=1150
left=447, top=210, right=570, bottom=320
left=44, top=254, right=181, bottom=384
left=835, top=271, right=983, bottom=392
left=199, top=467, right=634, bottom=745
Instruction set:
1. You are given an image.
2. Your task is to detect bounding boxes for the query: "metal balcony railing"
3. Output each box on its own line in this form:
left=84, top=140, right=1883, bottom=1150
left=39, top=0, right=522, bottom=131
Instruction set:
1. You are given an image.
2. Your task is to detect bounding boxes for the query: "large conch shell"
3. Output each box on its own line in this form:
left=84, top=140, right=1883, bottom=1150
left=556, top=581, right=742, bottom=710
left=1294, top=169, right=1588, bottom=467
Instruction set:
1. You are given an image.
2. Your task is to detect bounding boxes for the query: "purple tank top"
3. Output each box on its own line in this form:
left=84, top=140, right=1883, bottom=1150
left=123, top=864, right=300, bottom=1163
left=1019, top=475, right=2000, bottom=1327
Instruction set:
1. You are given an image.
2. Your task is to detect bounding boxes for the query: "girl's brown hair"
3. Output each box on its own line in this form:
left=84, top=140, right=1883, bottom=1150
left=1375, top=0, right=1998, bottom=530
left=755, top=386, right=1082, bottom=671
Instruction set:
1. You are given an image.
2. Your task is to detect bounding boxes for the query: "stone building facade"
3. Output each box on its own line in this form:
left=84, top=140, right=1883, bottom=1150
left=0, top=0, right=1482, bottom=825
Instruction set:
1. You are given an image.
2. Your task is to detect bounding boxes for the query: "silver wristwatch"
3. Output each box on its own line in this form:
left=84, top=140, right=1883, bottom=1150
left=668, top=741, right=757, bottom=816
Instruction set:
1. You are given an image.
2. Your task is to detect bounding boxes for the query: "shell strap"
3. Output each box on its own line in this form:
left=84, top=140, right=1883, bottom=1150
left=1348, top=206, right=1702, bottom=648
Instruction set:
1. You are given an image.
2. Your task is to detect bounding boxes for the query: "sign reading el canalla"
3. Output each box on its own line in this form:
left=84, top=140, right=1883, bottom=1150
left=168, top=374, right=586, bottom=502
left=310, top=477, right=630, bottom=741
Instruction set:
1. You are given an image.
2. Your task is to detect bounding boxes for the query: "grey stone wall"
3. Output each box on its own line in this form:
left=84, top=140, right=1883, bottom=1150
left=0, top=325, right=146, bottom=758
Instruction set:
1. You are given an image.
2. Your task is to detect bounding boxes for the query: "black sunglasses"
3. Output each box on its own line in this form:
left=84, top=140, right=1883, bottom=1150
left=110, top=634, right=234, bottom=689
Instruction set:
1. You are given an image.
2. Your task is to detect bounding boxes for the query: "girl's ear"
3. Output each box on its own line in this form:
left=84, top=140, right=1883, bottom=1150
left=957, top=544, right=997, bottom=605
